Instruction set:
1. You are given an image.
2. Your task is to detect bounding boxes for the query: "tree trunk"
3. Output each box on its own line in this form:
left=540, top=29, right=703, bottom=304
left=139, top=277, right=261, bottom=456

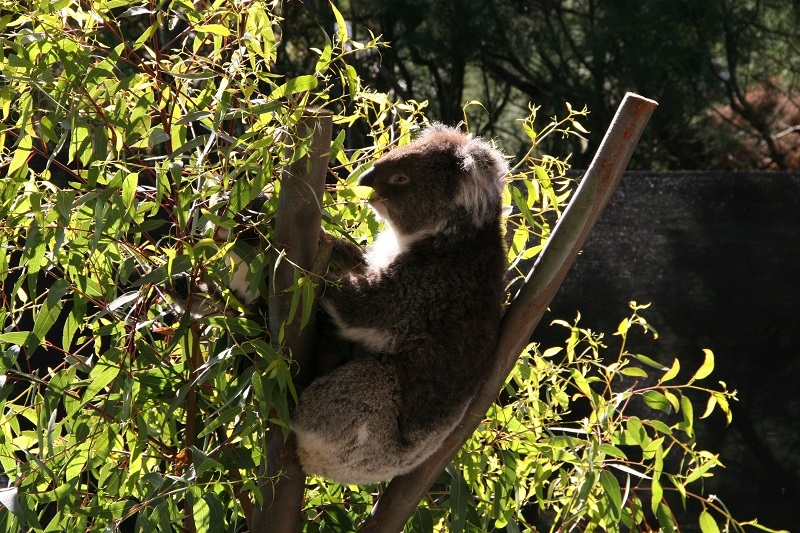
left=249, top=110, right=333, bottom=533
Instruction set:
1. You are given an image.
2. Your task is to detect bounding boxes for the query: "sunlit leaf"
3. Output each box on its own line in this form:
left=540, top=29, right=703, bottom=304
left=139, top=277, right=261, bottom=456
left=660, top=357, right=680, bottom=383
left=268, top=75, right=318, bottom=99
left=331, top=1, right=348, bottom=43
left=642, top=390, right=672, bottom=413
left=699, top=510, right=721, bottom=533
left=680, top=394, right=695, bottom=437
left=571, top=119, right=590, bottom=134
left=195, top=24, right=231, bottom=36
left=599, top=470, right=622, bottom=520
left=7, top=133, right=32, bottom=179
left=446, top=465, right=471, bottom=533
left=599, top=443, right=628, bottom=459
left=0, top=332, right=30, bottom=345
left=700, top=395, right=717, bottom=419
left=620, top=366, right=648, bottom=378
left=29, top=279, right=70, bottom=349
left=693, top=349, right=715, bottom=381
left=664, top=390, right=680, bottom=412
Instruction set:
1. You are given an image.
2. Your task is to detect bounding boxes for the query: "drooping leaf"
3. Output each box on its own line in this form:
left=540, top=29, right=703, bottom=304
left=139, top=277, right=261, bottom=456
left=599, top=470, right=622, bottom=520
left=642, top=390, right=672, bottom=414
left=699, top=510, right=721, bottom=533
left=660, top=358, right=680, bottom=383
left=693, top=349, right=715, bottom=381
left=29, top=279, right=70, bottom=349
left=446, top=464, right=471, bottom=533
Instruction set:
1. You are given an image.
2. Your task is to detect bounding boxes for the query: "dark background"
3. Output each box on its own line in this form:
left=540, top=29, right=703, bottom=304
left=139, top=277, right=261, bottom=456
left=536, top=171, right=800, bottom=529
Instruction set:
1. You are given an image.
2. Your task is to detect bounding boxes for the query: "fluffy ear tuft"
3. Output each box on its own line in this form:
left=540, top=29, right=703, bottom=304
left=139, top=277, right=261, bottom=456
left=456, top=135, right=508, bottom=226
left=413, top=123, right=508, bottom=226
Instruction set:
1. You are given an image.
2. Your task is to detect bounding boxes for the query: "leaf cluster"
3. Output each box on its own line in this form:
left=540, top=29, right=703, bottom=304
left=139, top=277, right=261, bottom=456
left=0, top=1, right=423, bottom=530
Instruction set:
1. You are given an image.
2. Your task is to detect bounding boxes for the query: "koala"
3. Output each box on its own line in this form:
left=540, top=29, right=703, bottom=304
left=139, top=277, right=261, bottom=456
left=291, top=124, right=509, bottom=485
left=165, top=194, right=270, bottom=318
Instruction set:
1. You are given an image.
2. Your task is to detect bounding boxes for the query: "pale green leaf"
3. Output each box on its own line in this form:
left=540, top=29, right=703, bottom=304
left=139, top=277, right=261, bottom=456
left=570, top=368, right=593, bottom=398
left=331, top=1, right=348, bottom=43
left=634, top=353, right=667, bottom=370
left=571, top=119, right=590, bottom=134
left=664, top=390, right=680, bottom=412
left=598, top=443, right=628, bottom=459
left=81, top=357, right=121, bottom=407
left=680, top=394, right=695, bottom=437
left=0, top=332, right=30, bottom=345
left=8, top=133, right=32, bottom=178
left=30, top=279, right=70, bottom=349
left=268, top=75, right=318, bottom=99
left=642, top=390, right=671, bottom=413
left=693, top=349, right=715, bottom=381
left=599, top=470, right=622, bottom=520
left=650, top=474, right=663, bottom=515
left=660, top=357, right=680, bottom=383
left=700, top=395, right=717, bottom=419
left=195, top=24, right=231, bottom=36
left=620, top=366, right=648, bottom=378
left=656, top=501, right=677, bottom=531
left=446, top=464, right=470, bottom=533
left=699, top=510, right=721, bottom=533
left=122, top=172, right=137, bottom=213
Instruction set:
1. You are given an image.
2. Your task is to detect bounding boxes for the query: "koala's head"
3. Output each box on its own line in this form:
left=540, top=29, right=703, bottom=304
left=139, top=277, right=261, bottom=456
left=358, top=124, right=507, bottom=236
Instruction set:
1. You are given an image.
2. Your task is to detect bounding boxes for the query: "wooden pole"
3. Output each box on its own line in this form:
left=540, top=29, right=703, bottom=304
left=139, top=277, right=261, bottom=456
left=250, top=110, right=333, bottom=533
left=359, top=93, right=658, bottom=532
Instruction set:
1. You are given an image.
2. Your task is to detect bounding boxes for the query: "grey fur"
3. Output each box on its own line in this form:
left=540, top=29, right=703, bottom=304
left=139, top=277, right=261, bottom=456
left=292, top=125, right=508, bottom=485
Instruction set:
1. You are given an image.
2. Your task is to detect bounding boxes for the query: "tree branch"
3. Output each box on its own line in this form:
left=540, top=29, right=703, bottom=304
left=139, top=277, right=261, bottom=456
left=250, top=110, right=333, bottom=533
left=358, top=93, right=658, bottom=532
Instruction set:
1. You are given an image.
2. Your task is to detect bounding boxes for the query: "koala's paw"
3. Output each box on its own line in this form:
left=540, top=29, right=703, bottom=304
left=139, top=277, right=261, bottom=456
left=167, top=272, right=192, bottom=301
left=326, top=235, right=366, bottom=275
left=164, top=273, right=229, bottom=318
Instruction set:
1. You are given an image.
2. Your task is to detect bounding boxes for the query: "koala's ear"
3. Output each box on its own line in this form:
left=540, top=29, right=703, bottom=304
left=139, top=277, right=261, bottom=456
left=459, top=137, right=508, bottom=183
left=454, top=136, right=508, bottom=225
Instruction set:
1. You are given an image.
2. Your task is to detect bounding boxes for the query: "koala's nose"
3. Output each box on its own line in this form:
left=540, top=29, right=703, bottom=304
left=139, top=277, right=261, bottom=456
left=357, top=167, right=375, bottom=187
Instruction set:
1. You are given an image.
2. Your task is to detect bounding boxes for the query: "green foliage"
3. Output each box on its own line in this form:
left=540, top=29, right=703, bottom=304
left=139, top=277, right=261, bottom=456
left=451, top=303, right=744, bottom=532
left=0, top=0, right=421, bottom=530
left=0, top=1, right=784, bottom=532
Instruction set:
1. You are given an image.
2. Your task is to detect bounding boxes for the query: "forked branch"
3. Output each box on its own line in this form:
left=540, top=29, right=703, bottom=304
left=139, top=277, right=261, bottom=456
left=359, top=92, right=658, bottom=532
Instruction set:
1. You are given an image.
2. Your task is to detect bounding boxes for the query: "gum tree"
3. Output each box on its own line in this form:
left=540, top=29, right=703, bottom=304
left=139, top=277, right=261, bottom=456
left=0, top=2, right=782, bottom=532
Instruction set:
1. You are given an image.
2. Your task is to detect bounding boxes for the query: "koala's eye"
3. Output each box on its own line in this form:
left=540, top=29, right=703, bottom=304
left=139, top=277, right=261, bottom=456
left=388, top=174, right=410, bottom=185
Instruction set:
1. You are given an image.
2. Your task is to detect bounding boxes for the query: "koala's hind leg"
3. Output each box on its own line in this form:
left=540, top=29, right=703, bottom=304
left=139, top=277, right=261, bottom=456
left=292, top=357, right=409, bottom=485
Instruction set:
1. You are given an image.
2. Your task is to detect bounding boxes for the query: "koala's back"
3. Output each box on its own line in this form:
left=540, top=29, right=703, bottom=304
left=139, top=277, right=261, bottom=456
left=390, top=226, right=505, bottom=421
